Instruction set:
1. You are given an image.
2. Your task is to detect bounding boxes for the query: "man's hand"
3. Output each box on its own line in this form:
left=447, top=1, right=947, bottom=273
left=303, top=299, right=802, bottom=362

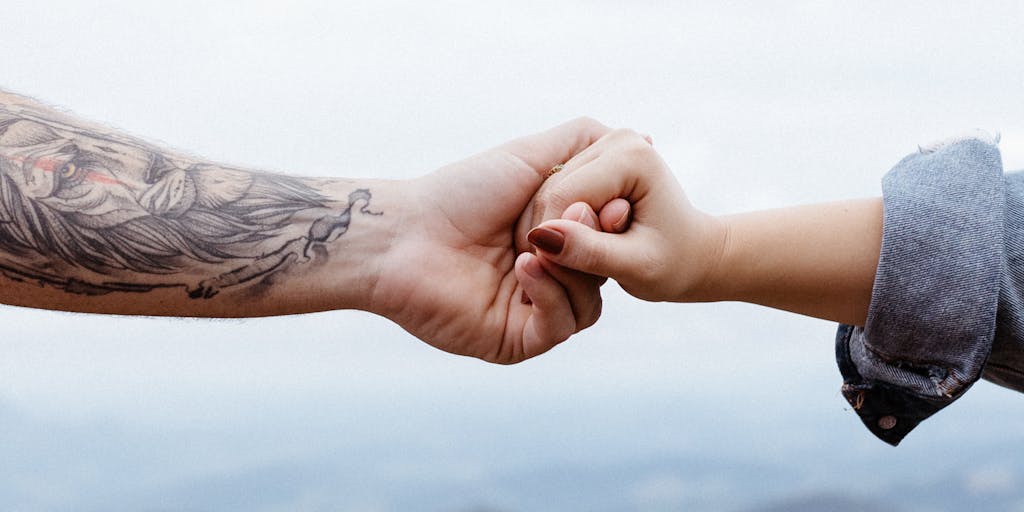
left=0, top=91, right=626, bottom=357
left=367, top=118, right=612, bottom=364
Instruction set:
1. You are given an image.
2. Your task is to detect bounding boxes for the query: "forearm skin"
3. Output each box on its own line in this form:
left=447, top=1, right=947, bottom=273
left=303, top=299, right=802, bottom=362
left=701, top=198, right=883, bottom=326
left=0, top=91, right=398, bottom=317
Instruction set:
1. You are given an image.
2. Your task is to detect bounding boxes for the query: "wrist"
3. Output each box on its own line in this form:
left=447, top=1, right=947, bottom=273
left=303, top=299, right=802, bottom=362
left=308, top=177, right=412, bottom=314
left=665, top=211, right=731, bottom=303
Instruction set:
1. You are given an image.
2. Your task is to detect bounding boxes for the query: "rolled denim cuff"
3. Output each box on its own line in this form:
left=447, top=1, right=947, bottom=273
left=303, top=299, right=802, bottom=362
left=836, top=136, right=1004, bottom=446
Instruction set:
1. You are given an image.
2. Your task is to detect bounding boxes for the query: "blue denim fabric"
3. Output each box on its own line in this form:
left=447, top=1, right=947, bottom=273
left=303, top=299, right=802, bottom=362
left=836, top=136, right=1017, bottom=445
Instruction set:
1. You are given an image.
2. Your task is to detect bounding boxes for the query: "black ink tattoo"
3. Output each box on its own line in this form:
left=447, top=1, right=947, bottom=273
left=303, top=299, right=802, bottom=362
left=188, top=189, right=381, bottom=299
left=0, top=102, right=379, bottom=298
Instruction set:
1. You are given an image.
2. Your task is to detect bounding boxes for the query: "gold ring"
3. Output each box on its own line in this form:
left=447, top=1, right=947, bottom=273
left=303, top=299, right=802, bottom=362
left=546, top=164, right=564, bottom=178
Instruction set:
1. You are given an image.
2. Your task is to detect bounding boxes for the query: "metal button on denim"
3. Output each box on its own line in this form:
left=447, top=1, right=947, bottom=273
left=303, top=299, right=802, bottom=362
left=878, top=416, right=897, bottom=430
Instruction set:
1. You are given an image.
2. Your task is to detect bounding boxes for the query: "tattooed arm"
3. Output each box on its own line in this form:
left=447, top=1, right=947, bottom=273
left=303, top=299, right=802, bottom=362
left=0, top=91, right=611, bottom=362
left=0, top=91, right=398, bottom=317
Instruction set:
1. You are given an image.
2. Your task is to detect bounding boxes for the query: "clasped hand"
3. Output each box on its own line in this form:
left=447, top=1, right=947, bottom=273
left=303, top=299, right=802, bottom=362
left=369, top=118, right=719, bottom=364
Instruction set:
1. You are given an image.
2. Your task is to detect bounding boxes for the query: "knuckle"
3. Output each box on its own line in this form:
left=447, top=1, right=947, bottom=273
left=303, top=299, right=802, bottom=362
left=603, top=131, right=653, bottom=162
left=524, top=185, right=545, bottom=208
left=609, top=127, right=642, bottom=143
left=569, top=116, right=609, bottom=143
left=572, top=116, right=603, bottom=131
left=573, top=234, right=607, bottom=272
left=543, top=184, right=578, bottom=216
left=578, top=298, right=602, bottom=330
left=622, top=137, right=655, bottom=161
left=555, top=327, right=573, bottom=345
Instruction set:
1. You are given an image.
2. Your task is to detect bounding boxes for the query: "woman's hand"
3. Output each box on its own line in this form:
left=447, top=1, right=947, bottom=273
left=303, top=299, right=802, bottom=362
left=523, top=128, right=882, bottom=325
left=522, top=129, right=728, bottom=303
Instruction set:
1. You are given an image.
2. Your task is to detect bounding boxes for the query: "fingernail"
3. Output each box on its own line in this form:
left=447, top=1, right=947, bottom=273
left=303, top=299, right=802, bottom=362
left=566, top=203, right=597, bottom=230
left=521, top=290, right=532, bottom=304
left=641, top=133, right=654, bottom=145
left=578, top=209, right=599, bottom=231
left=527, top=227, right=564, bottom=255
left=612, top=208, right=630, bottom=232
left=523, top=255, right=547, bottom=279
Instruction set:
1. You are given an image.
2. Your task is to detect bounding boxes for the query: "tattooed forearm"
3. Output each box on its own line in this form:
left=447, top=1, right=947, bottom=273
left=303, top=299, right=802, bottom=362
left=188, top=189, right=381, bottom=299
left=0, top=99, right=380, bottom=300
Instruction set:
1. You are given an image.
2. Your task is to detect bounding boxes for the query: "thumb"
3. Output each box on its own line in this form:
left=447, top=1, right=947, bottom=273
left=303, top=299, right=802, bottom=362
left=528, top=219, right=633, bottom=280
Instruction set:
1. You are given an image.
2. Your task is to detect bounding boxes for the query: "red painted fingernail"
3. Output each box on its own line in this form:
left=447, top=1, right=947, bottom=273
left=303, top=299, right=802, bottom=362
left=527, top=227, right=564, bottom=255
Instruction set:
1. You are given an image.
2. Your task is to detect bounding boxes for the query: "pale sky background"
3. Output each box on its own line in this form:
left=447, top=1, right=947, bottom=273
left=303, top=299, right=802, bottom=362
left=1, top=2, right=1024, bottom=511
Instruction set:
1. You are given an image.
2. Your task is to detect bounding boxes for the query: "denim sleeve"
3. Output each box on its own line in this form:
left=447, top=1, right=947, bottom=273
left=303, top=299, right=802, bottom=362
left=835, top=135, right=1005, bottom=446
left=984, top=172, right=1024, bottom=392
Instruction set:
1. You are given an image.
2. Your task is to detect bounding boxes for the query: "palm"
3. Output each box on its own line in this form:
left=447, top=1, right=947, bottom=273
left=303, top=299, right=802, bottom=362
left=372, top=119, right=609, bottom=363
left=377, top=153, right=540, bottom=362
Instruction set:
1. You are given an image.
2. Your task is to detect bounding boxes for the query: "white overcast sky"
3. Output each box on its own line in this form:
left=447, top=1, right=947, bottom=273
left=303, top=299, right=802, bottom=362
left=1, top=1, right=1023, bottom=511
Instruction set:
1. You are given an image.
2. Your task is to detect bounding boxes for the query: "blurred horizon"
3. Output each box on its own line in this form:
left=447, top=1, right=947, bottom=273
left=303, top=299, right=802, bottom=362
left=2, top=1, right=1024, bottom=510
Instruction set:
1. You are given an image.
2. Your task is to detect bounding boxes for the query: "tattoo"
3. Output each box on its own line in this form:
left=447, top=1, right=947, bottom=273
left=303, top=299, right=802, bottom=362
left=0, top=101, right=379, bottom=298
